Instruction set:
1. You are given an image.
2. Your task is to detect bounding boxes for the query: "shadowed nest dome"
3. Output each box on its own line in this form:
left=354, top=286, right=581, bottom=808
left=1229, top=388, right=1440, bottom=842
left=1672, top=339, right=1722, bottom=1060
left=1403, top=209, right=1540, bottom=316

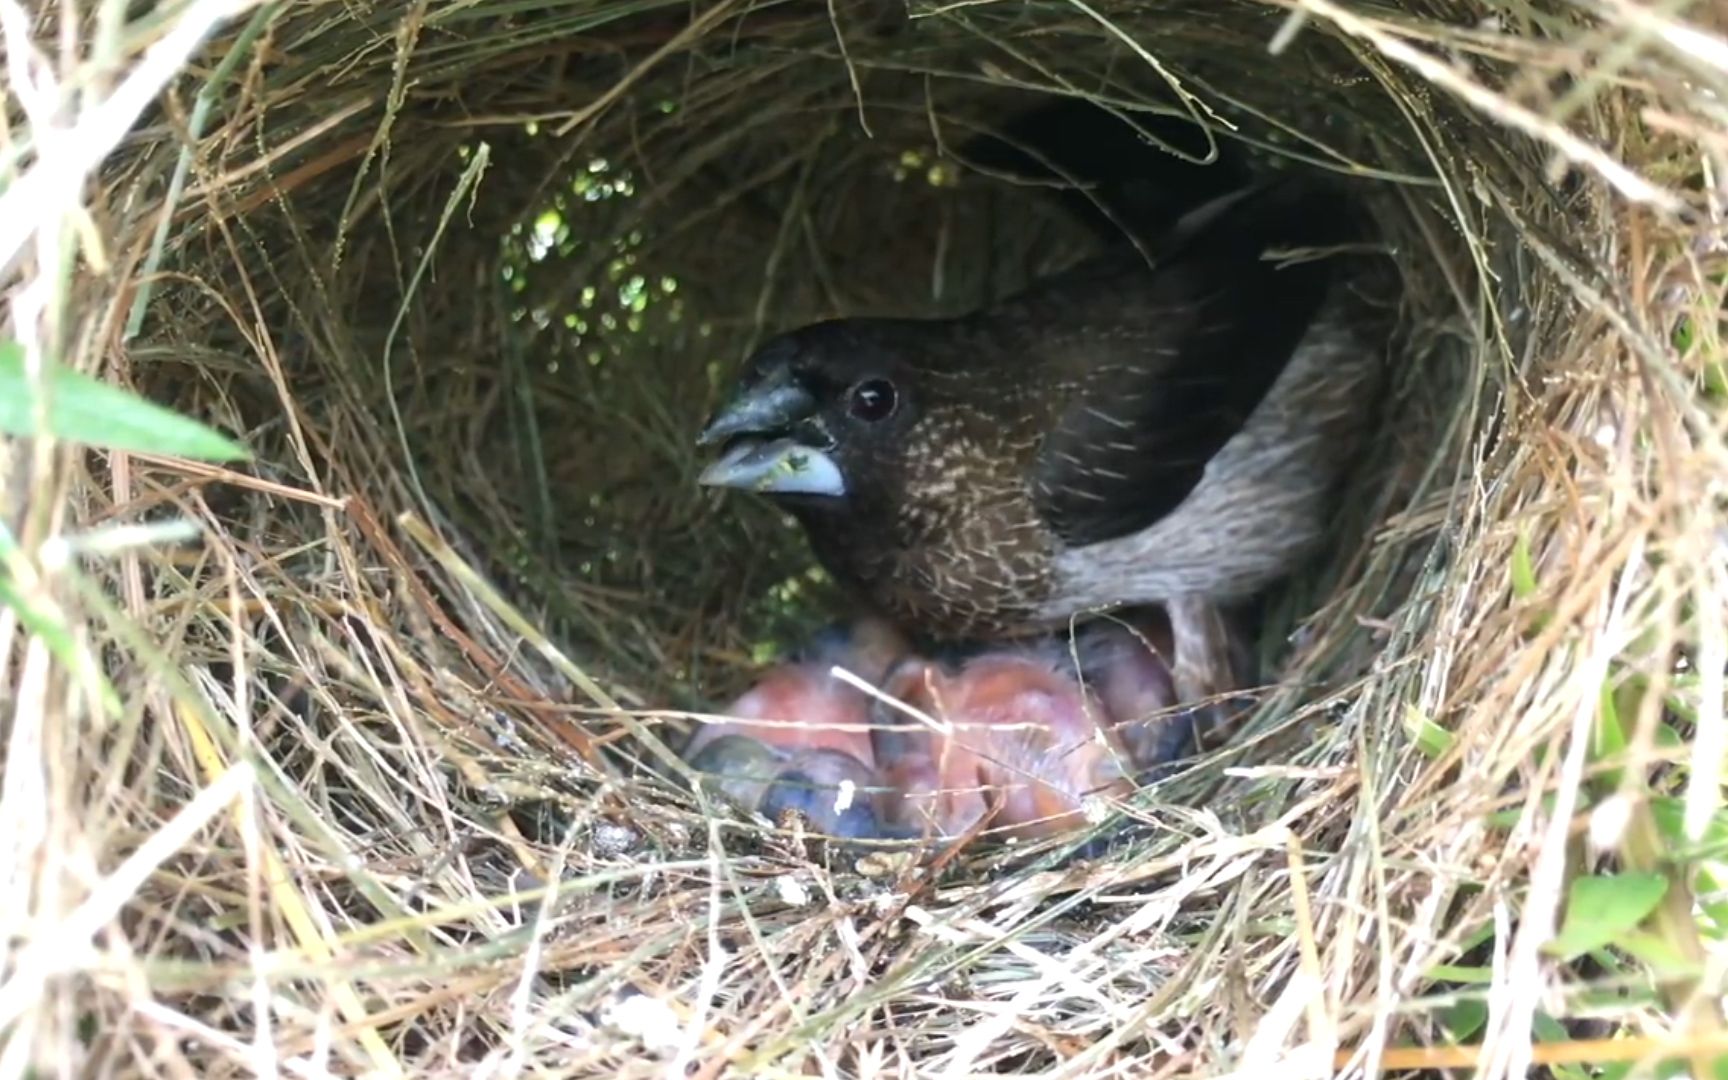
left=4, top=0, right=1725, bottom=1075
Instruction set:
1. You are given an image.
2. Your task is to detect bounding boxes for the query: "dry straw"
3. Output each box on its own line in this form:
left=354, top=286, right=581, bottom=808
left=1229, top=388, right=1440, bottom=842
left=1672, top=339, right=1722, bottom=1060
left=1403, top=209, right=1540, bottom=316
left=1, top=0, right=1725, bottom=1076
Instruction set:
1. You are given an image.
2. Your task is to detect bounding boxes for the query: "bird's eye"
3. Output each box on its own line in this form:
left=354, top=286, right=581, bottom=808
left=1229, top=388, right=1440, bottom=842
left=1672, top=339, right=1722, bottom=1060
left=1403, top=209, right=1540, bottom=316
left=847, top=378, right=898, bottom=423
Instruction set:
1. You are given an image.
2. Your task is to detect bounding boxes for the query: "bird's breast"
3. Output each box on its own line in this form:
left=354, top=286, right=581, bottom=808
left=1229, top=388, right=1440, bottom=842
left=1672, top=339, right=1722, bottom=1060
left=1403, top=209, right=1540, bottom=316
left=803, top=485, right=1059, bottom=642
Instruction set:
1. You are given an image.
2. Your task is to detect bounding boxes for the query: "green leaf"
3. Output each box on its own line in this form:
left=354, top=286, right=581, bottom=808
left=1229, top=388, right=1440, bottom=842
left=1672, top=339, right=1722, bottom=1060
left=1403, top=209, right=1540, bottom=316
left=1545, top=872, right=1670, bottom=960
left=1442, top=997, right=1487, bottom=1042
left=1649, top=796, right=1728, bottom=850
left=0, top=341, right=249, bottom=461
left=1612, top=929, right=1694, bottom=976
left=1673, top=316, right=1695, bottom=353
left=1593, top=675, right=1629, bottom=786
left=1456, top=921, right=1497, bottom=954
left=1404, top=704, right=1454, bottom=758
left=1427, top=963, right=1494, bottom=983
left=1531, top=1012, right=1567, bottom=1042
left=1703, top=357, right=1726, bottom=399
left=1511, top=528, right=1539, bottom=599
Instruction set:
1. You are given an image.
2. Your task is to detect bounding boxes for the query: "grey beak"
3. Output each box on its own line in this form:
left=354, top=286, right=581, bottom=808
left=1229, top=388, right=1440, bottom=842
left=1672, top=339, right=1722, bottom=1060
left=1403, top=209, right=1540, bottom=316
left=697, top=371, right=817, bottom=447
left=698, top=366, right=845, bottom=497
left=697, top=437, right=846, bottom=497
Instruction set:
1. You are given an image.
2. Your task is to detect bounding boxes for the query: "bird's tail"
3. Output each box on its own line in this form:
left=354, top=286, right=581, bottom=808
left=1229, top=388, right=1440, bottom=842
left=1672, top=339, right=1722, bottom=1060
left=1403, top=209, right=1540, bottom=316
left=1161, top=172, right=1382, bottom=264
left=957, top=95, right=1254, bottom=251
left=957, top=97, right=1383, bottom=263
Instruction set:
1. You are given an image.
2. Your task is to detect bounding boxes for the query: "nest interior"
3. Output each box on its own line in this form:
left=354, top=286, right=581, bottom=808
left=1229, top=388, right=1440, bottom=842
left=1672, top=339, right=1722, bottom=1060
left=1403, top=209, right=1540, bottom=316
left=11, top=0, right=1726, bottom=1074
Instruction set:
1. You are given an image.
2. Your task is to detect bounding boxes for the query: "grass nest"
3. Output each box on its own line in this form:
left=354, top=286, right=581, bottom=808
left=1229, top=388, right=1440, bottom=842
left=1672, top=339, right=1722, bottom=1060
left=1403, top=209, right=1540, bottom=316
left=3, top=0, right=1726, bottom=1075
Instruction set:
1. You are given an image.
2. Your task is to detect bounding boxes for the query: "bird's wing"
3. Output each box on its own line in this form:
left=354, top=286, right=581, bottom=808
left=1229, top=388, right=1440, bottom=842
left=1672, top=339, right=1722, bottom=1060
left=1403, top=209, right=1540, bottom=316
left=1021, top=182, right=1353, bottom=548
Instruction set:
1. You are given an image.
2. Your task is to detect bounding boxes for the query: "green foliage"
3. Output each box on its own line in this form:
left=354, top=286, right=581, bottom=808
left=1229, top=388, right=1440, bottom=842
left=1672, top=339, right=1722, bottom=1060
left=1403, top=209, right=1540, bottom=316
left=1672, top=310, right=1725, bottom=399
left=496, top=156, right=684, bottom=367
left=1595, top=675, right=1629, bottom=787
left=0, top=526, right=121, bottom=717
left=1510, top=526, right=1539, bottom=600
left=1430, top=649, right=1720, bottom=1061
left=1546, top=873, right=1669, bottom=961
left=1427, top=963, right=1494, bottom=983
left=0, top=341, right=249, bottom=461
left=1705, top=359, right=1727, bottom=399
left=1442, top=996, right=1488, bottom=1042
left=1403, top=703, right=1454, bottom=758
left=0, top=340, right=237, bottom=713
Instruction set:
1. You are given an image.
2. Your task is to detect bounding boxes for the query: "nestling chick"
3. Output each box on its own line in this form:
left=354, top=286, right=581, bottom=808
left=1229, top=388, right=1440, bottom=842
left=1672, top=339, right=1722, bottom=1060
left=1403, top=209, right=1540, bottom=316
left=682, top=616, right=909, bottom=838
left=1068, top=611, right=1193, bottom=772
left=869, top=645, right=1134, bottom=842
left=685, top=735, right=883, bottom=840
left=697, top=177, right=1392, bottom=725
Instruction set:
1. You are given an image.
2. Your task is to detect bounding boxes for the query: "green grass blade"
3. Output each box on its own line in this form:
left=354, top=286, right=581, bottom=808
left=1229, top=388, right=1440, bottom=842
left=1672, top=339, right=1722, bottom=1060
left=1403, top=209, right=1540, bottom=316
left=0, top=341, right=250, bottom=461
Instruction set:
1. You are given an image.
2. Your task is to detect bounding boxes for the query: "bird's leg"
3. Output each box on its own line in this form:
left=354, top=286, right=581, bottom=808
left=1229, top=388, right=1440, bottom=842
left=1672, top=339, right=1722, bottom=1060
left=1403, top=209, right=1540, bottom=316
left=1164, top=595, right=1248, bottom=758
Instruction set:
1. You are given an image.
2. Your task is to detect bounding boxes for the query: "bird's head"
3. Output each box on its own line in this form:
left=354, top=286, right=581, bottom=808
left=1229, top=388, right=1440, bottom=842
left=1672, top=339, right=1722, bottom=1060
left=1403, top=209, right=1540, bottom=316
left=800, top=614, right=913, bottom=685
left=696, top=319, right=928, bottom=509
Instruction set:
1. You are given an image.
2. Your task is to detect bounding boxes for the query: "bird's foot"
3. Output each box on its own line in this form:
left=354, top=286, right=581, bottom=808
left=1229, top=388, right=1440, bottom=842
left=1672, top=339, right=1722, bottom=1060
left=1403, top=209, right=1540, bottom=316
left=1159, top=594, right=1255, bottom=763
left=1123, top=689, right=1255, bottom=784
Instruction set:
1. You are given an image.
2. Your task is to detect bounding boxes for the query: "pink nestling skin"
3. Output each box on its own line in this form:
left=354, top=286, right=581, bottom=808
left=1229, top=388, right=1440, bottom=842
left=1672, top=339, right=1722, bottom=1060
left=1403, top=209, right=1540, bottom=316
left=682, top=616, right=910, bottom=839
left=684, top=614, right=907, bottom=764
left=1071, top=613, right=1184, bottom=772
left=870, top=649, right=1133, bottom=842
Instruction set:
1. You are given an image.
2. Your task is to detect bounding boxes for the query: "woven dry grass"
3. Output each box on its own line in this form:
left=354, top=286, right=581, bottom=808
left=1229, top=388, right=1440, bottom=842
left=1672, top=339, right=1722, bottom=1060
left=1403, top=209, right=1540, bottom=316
left=2, top=0, right=1725, bottom=1076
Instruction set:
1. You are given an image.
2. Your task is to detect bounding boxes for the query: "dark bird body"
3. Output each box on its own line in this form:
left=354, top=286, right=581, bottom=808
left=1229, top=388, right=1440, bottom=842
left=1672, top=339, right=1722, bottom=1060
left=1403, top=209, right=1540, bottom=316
left=957, top=94, right=1254, bottom=253
left=698, top=178, right=1392, bottom=716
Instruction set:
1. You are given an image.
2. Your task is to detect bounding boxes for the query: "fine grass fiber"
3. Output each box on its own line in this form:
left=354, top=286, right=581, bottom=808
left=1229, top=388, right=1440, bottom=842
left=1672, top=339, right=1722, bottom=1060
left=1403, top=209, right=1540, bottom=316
left=2, top=0, right=1726, bottom=1076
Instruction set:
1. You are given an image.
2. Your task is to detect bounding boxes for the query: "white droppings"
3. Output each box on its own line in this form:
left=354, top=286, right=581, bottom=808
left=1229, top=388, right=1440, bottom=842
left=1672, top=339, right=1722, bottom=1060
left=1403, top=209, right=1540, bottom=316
left=832, top=777, right=857, bottom=814
left=600, top=992, right=684, bottom=1053
left=1082, top=793, right=1114, bottom=825
left=1588, top=793, right=1633, bottom=851
left=775, top=874, right=811, bottom=907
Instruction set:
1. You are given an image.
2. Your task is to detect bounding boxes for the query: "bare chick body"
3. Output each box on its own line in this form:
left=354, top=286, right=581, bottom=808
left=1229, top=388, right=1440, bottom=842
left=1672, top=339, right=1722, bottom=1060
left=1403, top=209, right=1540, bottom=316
left=870, top=644, right=1135, bottom=842
left=683, top=617, right=907, bottom=839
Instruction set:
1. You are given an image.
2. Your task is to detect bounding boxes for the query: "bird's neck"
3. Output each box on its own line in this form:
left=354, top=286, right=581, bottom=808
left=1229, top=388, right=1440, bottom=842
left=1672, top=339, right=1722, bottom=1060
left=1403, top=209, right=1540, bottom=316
left=784, top=489, right=1057, bottom=643
left=785, top=496, right=912, bottom=601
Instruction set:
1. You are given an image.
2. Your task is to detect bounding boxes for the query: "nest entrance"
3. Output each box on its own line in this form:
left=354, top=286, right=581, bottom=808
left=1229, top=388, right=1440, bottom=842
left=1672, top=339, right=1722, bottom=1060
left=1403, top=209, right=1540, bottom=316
left=142, top=0, right=1477, bottom=1030
left=157, top=4, right=1464, bottom=718
left=39, top=0, right=1722, bottom=1071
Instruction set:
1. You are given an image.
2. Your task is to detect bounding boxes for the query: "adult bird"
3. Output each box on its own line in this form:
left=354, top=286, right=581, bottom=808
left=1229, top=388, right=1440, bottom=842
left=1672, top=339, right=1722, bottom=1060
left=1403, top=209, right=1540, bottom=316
left=695, top=175, right=1393, bottom=722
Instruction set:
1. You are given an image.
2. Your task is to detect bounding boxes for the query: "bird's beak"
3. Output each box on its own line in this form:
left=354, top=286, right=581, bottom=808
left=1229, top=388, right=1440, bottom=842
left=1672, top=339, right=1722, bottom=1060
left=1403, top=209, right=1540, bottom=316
left=697, top=369, right=846, bottom=496
left=697, top=437, right=846, bottom=497
left=697, top=369, right=816, bottom=447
